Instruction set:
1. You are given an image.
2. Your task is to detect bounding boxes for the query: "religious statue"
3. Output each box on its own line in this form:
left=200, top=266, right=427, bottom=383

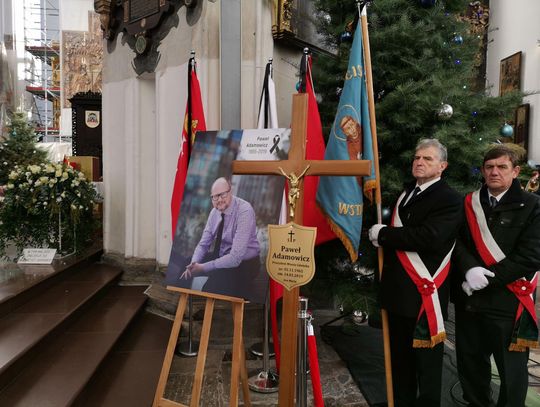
left=279, top=165, right=310, bottom=219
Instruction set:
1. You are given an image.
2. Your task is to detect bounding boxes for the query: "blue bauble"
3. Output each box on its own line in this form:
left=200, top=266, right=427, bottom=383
left=500, top=123, right=514, bottom=137
left=382, top=207, right=392, bottom=222
left=419, top=0, right=436, bottom=7
left=295, top=81, right=301, bottom=92
left=454, top=59, right=462, bottom=65
left=340, top=31, right=353, bottom=43
left=453, top=34, right=464, bottom=45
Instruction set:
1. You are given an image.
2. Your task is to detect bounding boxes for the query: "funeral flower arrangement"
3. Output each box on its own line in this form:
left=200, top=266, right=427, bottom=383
left=0, top=162, right=100, bottom=258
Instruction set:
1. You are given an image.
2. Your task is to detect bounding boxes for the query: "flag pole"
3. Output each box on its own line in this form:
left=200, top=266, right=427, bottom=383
left=175, top=50, right=200, bottom=358
left=186, top=50, right=195, bottom=159
left=357, top=2, right=394, bottom=406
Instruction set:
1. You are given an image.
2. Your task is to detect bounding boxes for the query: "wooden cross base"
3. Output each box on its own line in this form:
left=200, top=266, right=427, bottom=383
left=152, top=287, right=251, bottom=407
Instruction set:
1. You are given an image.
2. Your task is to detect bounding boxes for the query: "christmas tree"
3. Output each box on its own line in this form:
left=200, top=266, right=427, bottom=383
left=0, top=112, right=48, bottom=185
left=308, top=0, right=523, bottom=315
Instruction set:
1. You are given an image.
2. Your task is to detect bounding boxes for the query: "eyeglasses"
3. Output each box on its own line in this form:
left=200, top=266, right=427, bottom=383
left=211, top=189, right=230, bottom=201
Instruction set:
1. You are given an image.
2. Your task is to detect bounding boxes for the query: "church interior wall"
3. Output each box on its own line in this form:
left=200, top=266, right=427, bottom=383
left=240, top=0, right=275, bottom=128
left=486, top=0, right=540, bottom=163
left=59, top=0, right=93, bottom=31
left=100, top=0, right=311, bottom=267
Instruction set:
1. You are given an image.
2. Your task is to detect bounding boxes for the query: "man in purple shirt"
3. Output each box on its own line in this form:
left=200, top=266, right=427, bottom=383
left=180, top=177, right=260, bottom=299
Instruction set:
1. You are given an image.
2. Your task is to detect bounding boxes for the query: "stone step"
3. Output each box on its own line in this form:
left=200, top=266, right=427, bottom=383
left=0, top=285, right=148, bottom=407
left=0, top=248, right=103, bottom=318
left=0, top=263, right=122, bottom=391
left=72, top=311, right=172, bottom=407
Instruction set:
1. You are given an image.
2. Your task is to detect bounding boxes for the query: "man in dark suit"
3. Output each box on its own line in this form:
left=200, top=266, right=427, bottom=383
left=369, top=138, right=462, bottom=407
left=452, top=145, right=540, bottom=407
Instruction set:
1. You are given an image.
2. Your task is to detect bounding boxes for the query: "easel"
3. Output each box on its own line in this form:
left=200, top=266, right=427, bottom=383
left=152, top=287, right=251, bottom=407
left=232, top=93, right=371, bottom=406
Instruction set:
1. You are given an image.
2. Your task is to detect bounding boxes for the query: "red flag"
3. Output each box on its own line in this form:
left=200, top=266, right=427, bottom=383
left=302, top=54, right=337, bottom=245
left=170, top=58, right=206, bottom=235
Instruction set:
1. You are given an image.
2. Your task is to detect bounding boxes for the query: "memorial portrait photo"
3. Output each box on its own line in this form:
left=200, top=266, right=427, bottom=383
left=166, top=128, right=290, bottom=304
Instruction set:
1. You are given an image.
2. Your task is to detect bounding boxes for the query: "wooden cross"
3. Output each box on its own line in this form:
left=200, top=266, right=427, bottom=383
left=232, top=93, right=371, bottom=406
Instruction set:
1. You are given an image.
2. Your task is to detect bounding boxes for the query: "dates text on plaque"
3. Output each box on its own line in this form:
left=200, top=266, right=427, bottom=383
left=266, top=223, right=316, bottom=291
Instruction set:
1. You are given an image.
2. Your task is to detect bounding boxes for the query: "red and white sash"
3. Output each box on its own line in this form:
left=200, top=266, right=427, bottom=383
left=464, top=191, right=538, bottom=329
left=392, top=191, right=454, bottom=346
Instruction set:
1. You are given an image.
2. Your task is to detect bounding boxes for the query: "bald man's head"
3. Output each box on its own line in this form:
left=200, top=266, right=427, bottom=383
left=210, top=177, right=232, bottom=212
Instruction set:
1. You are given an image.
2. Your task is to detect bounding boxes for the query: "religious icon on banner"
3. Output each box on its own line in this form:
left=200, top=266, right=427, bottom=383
left=165, top=128, right=290, bottom=304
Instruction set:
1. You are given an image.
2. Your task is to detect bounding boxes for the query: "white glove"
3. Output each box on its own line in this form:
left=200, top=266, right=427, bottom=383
left=368, top=224, right=386, bottom=247
left=461, top=281, right=474, bottom=296
left=465, top=266, right=495, bottom=290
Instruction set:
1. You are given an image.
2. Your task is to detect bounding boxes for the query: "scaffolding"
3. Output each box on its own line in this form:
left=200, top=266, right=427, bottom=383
left=23, top=0, right=60, bottom=141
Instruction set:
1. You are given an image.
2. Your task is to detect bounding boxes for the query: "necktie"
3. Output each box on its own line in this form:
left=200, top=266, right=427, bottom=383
left=406, top=186, right=421, bottom=206
left=212, top=213, right=225, bottom=259
left=490, top=196, right=498, bottom=209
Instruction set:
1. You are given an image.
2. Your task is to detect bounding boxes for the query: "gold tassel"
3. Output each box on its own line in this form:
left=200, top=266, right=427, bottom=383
left=363, top=180, right=377, bottom=205
left=509, top=343, right=527, bottom=352
left=509, top=339, right=539, bottom=352
left=413, top=332, right=447, bottom=349
left=413, top=339, right=433, bottom=348
left=430, top=332, right=447, bottom=347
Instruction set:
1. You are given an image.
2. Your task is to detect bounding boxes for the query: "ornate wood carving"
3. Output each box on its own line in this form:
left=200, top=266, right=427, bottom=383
left=94, top=0, right=197, bottom=75
left=272, top=0, right=332, bottom=55
left=62, top=12, right=103, bottom=108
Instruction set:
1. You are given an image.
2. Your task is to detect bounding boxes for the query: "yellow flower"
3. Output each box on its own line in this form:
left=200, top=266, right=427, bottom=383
left=29, top=165, right=41, bottom=174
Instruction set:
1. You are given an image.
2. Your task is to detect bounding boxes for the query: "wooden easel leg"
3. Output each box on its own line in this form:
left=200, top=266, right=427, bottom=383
left=190, top=298, right=215, bottom=407
left=230, top=301, right=251, bottom=407
left=152, top=293, right=189, bottom=407
left=239, top=336, right=251, bottom=407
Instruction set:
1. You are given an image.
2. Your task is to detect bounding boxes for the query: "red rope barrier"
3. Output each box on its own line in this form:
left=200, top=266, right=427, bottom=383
left=307, top=320, right=324, bottom=406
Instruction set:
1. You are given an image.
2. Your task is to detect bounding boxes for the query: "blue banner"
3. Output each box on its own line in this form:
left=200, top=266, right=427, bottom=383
left=316, top=20, right=376, bottom=261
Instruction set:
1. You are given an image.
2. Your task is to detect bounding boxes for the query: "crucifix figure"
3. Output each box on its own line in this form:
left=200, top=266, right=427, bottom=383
left=232, top=93, right=371, bottom=406
left=279, top=165, right=310, bottom=218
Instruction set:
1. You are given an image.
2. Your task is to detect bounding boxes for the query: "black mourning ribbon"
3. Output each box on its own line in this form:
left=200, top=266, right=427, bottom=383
left=270, top=135, right=280, bottom=154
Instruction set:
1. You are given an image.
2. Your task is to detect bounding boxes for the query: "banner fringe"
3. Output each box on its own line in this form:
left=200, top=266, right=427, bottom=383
left=317, top=202, right=357, bottom=262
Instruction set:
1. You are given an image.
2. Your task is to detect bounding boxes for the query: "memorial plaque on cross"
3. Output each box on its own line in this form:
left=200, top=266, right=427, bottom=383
left=232, top=93, right=371, bottom=406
